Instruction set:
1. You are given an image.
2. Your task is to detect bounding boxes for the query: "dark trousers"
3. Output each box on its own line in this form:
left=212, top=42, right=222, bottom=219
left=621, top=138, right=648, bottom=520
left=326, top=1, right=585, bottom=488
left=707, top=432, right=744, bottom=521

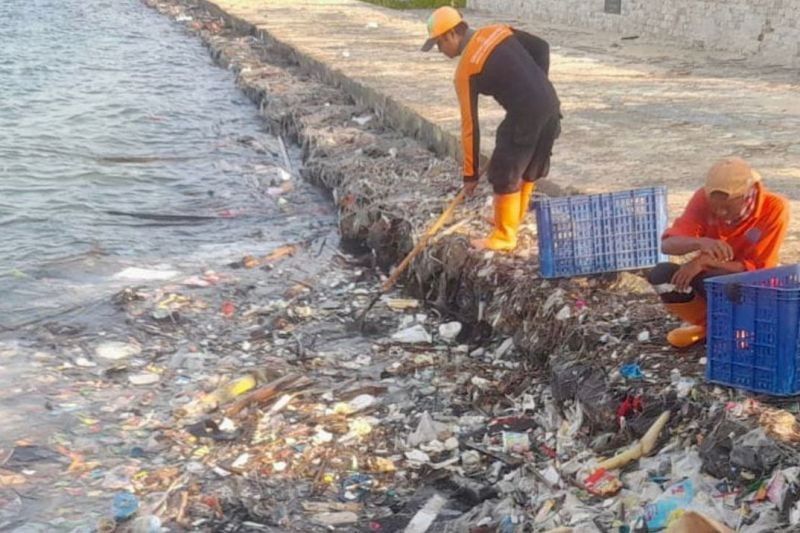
left=646, top=262, right=728, bottom=303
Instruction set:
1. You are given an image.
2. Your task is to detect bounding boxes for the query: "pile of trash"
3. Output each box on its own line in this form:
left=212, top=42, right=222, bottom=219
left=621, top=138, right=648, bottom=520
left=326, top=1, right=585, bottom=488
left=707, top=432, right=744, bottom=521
left=9, top=264, right=800, bottom=532
left=14, top=226, right=793, bottom=531
left=3, top=1, right=796, bottom=531
left=137, top=2, right=800, bottom=531
left=51, top=258, right=800, bottom=532
left=155, top=279, right=800, bottom=532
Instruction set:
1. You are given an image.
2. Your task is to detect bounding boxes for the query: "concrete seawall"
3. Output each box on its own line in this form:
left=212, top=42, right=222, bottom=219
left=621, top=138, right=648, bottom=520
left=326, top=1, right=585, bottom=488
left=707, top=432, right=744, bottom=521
left=197, top=0, right=463, bottom=170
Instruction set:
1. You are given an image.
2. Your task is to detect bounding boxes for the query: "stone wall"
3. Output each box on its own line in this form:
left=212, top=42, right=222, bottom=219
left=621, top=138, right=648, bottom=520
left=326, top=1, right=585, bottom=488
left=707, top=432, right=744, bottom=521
left=469, top=0, right=800, bottom=66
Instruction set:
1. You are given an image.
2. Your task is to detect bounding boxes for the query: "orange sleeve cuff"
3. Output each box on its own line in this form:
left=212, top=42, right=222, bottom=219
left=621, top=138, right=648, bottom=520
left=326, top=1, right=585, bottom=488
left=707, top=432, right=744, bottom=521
left=741, top=259, right=758, bottom=272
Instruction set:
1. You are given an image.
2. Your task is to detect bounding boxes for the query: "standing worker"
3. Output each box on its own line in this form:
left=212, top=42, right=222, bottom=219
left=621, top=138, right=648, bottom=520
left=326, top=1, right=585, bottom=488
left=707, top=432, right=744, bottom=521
left=421, top=7, right=561, bottom=251
left=647, top=157, right=789, bottom=348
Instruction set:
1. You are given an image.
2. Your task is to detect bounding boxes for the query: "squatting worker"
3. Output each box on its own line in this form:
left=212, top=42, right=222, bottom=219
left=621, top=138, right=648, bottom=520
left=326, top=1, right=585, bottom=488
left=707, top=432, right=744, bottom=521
left=647, top=157, right=789, bottom=349
left=421, top=7, right=561, bottom=251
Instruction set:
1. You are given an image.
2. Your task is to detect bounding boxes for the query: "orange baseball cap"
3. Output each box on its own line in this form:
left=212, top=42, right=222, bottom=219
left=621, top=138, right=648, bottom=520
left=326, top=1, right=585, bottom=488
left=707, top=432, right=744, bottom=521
left=421, top=6, right=463, bottom=52
left=704, top=157, right=762, bottom=197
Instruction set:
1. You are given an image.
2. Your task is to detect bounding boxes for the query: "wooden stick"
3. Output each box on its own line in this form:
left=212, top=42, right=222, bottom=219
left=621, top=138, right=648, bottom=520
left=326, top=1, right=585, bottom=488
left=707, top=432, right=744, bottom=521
left=176, top=490, right=190, bottom=524
left=153, top=474, right=188, bottom=516
left=278, top=135, right=293, bottom=174
left=436, top=218, right=472, bottom=239
left=462, top=440, right=523, bottom=467
left=311, top=449, right=332, bottom=496
left=226, top=374, right=303, bottom=417
left=381, top=189, right=465, bottom=292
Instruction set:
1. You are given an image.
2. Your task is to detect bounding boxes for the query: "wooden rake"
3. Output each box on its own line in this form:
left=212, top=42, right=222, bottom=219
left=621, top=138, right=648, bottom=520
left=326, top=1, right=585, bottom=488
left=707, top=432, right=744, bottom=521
left=356, top=188, right=466, bottom=330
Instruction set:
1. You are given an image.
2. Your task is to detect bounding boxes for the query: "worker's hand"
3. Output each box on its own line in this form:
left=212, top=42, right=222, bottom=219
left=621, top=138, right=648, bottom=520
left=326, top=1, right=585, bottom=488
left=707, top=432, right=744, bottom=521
left=671, top=258, right=706, bottom=292
left=463, top=180, right=479, bottom=198
left=697, top=237, right=734, bottom=262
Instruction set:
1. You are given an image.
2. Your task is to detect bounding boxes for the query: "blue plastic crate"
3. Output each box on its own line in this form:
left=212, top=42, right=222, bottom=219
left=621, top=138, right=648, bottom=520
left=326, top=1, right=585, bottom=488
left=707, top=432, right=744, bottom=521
left=533, top=187, right=668, bottom=278
left=705, top=265, right=800, bottom=396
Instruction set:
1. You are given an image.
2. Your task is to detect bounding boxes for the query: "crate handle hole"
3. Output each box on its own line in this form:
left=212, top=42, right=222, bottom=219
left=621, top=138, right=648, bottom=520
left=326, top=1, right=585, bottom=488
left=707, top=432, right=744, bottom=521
left=725, top=283, right=745, bottom=304
left=735, top=329, right=751, bottom=350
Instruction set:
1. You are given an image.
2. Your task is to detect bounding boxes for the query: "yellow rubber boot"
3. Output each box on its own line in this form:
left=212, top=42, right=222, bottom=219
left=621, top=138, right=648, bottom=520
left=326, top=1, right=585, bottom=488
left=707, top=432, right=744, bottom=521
left=519, top=181, right=536, bottom=222
left=472, top=192, right=521, bottom=251
left=664, top=297, right=708, bottom=348
left=667, top=325, right=707, bottom=349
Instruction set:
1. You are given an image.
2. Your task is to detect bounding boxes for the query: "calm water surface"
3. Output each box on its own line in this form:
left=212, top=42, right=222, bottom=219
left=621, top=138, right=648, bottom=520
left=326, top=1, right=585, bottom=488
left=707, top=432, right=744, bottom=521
left=0, top=0, right=325, bottom=329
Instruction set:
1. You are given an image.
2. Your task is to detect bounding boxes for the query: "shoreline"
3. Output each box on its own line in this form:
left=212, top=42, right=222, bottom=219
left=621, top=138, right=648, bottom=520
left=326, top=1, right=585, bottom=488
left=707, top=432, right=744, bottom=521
left=1, top=0, right=795, bottom=530
left=144, top=3, right=799, bottom=530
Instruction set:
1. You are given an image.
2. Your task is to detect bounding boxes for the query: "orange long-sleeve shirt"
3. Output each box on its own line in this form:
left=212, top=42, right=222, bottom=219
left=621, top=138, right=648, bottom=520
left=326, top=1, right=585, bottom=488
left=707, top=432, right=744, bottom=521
left=663, top=182, right=790, bottom=270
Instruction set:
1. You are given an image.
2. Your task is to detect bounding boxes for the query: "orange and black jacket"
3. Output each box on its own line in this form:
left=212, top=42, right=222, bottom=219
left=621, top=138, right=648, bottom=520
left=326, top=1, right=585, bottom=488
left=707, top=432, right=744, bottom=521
left=454, top=25, right=560, bottom=182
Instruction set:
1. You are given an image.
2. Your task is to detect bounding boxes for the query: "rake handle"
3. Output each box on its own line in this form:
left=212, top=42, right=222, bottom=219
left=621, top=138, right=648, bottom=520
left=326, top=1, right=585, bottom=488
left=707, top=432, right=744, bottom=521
left=381, top=189, right=466, bottom=292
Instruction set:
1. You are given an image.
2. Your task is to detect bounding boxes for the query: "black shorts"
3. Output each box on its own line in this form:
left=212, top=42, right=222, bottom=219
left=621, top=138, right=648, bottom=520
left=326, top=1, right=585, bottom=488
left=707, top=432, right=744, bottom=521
left=488, top=113, right=561, bottom=194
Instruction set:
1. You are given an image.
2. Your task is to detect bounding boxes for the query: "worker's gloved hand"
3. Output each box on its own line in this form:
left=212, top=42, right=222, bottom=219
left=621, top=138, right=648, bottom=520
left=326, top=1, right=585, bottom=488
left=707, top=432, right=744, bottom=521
left=697, top=237, right=734, bottom=262
left=463, top=180, right=478, bottom=198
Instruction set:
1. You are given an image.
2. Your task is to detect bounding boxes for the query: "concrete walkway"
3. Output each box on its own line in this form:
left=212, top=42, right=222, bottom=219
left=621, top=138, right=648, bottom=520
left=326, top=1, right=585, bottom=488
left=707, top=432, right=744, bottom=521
left=205, top=0, right=800, bottom=258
